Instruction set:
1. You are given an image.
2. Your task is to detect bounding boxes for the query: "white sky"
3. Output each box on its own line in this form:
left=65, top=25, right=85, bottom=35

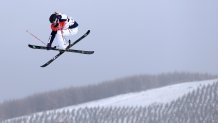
left=1, top=0, right=218, bottom=101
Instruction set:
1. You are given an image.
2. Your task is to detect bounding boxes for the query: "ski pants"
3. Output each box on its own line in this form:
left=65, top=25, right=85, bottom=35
left=54, top=27, right=78, bottom=49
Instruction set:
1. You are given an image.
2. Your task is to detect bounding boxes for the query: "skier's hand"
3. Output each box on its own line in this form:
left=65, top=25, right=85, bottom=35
left=46, top=43, right=51, bottom=50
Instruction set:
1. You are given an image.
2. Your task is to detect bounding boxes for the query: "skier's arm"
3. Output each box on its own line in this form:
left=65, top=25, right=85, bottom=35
left=47, top=31, right=57, bottom=47
left=65, top=15, right=79, bottom=29
left=69, top=21, right=78, bottom=29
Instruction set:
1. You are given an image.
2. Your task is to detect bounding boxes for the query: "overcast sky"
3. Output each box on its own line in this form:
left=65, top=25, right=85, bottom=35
left=1, top=0, right=218, bottom=102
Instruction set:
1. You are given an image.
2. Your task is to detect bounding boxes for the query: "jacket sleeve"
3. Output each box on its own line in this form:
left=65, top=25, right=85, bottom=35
left=69, top=21, right=78, bottom=29
left=48, top=31, right=57, bottom=45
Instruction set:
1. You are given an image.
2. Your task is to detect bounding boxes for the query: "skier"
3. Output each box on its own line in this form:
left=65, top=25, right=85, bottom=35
left=47, top=12, right=79, bottom=49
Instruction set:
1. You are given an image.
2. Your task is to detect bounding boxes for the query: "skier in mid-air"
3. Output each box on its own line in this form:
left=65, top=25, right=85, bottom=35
left=47, top=12, right=79, bottom=49
left=27, top=12, right=93, bottom=67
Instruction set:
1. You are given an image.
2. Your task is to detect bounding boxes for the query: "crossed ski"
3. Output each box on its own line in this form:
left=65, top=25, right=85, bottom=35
left=28, top=30, right=93, bottom=67
left=28, top=44, right=94, bottom=54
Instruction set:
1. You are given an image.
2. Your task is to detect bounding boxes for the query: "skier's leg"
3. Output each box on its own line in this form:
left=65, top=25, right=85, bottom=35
left=62, top=27, right=79, bottom=36
left=68, top=27, right=79, bottom=35
left=55, top=28, right=79, bottom=49
left=61, top=27, right=79, bottom=46
left=55, top=30, right=67, bottom=49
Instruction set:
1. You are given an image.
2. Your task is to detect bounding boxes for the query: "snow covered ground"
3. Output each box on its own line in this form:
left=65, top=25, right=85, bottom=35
left=59, top=79, right=217, bottom=110
left=4, top=79, right=218, bottom=122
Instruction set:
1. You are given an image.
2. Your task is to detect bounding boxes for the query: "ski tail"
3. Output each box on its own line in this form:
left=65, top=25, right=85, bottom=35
left=40, top=52, right=62, bottom=67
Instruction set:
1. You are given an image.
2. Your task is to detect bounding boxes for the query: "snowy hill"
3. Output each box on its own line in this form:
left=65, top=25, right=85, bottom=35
left=60, top=79, right=216, bottom=109
left=3, top=79, right=218, bottom=123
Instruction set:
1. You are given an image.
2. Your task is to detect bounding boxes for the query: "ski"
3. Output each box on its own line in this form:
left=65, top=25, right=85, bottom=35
left=28, top=44, right=94, bottom=54
left=40, top=30, right=91, bottom=67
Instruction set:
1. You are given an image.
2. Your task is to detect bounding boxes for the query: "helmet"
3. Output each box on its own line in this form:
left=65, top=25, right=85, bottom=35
left=49, top=14, right=57, bottom=23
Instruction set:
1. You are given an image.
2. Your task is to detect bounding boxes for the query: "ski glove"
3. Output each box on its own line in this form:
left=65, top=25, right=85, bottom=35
left=46, top=43, right=52, bottom=50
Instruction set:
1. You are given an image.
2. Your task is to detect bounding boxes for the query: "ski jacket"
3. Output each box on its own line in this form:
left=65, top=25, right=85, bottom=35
left=48, top=13, right=78, bottom=45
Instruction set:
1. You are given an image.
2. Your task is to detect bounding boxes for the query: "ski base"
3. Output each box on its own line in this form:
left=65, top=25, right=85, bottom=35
left=28, top=44, right=94, bottom=54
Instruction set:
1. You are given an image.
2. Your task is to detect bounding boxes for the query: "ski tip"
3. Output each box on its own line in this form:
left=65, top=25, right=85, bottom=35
left=40, top=62, right=49, bottom=68
left=87, top=30, right=90, bottom=34
left=40, top=65, right=47, bottom=68
left=28, top=44, right=33, bottom=48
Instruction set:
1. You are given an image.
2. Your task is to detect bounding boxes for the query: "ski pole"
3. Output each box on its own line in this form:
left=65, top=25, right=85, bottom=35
left=26, top=30, right=46, bottom=45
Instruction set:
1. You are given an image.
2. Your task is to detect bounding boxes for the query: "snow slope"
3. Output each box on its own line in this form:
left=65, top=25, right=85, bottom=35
left=60, top=79, right=217, bottom=110
left=4, top=79, right=218, bottom=122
